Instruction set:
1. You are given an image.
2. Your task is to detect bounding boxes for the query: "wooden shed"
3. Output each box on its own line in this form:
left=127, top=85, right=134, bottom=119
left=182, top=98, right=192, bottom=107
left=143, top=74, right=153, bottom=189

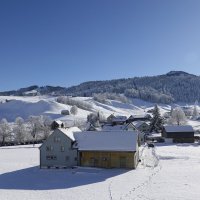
left=74, top=131, right=139, bottom=169
left=162, top=125, right=194, bottom=143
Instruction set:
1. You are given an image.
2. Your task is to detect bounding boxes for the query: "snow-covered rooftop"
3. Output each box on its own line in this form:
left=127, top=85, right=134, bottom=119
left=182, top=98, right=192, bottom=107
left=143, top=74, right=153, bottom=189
left=129, top=114, right=151, bottom=119
left=74, top=131, right=138, bottom=151
left=133, top=121, right=150, bottom=128
left=59, top=127, right=81, bottom=141
left=55, top=120, right=64, bottom=125
left=164, top=125, right=194, bottom=133
left=112, top=115, right=127, bottom=122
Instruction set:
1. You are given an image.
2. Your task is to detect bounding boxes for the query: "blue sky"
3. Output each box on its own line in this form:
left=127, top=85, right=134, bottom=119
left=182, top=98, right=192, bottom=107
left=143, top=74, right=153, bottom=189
left=1, top=0, right=200, bottom=91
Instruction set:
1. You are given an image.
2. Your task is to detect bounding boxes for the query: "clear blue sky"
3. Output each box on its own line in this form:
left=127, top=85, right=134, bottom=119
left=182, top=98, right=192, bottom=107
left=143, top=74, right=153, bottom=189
left=1, top=0, right=200, bottom=91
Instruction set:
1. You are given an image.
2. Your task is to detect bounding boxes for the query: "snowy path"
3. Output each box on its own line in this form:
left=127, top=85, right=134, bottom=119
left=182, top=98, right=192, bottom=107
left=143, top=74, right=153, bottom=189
left=0, top=144, right=200, bottom=200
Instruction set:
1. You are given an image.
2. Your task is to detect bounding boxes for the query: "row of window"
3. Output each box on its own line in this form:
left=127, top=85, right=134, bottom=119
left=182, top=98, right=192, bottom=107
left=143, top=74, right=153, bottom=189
left=46, top=155, right=77, bottom=161
left=46, top=146, right=66, bottom=152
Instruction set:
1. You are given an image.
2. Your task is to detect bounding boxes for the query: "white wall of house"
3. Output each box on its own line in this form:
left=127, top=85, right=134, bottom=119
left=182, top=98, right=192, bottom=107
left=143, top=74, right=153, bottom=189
left=40, top=129, right=78, bottom=168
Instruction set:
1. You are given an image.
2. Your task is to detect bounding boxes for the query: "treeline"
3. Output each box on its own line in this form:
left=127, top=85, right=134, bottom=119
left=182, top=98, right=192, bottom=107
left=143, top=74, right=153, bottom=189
left=57, top=96, right=93, bottom=111
left=93, top=93, right=129, bottom=104
left=0, top=115, right=52, bottom=146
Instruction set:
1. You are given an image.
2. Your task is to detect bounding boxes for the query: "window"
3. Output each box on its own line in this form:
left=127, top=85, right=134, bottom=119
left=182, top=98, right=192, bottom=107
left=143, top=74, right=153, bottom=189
left=46, top=146, right=54, bottom=151
left=61, top=146, right=65, bottom=152
left=46, top=155, right=57, bottom=160
left=54, top=137, right=61, bottom=143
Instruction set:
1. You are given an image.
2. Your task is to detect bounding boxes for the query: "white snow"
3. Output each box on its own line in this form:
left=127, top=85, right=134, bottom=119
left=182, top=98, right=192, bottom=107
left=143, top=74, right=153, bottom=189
left=0, top=144, right=200, bottom=200
left=74, top=131, right=138, bottom=151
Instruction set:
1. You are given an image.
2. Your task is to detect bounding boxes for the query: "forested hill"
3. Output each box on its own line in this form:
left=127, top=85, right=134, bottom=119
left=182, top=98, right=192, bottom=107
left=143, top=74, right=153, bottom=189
left=1, top=71, right=200, bottom=103
left=64, top=71, right=200, bottom=103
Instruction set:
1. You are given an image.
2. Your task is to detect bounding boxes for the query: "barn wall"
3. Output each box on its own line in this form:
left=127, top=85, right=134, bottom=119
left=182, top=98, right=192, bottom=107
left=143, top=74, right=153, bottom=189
left=79, top=151, right=137, bottom=169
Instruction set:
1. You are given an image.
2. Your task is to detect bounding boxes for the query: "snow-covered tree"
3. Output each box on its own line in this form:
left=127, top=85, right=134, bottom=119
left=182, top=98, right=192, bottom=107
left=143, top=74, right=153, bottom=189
left=0, top=118, right=11, bottom=145
left=150, top=105, right=164, bottom=133
left=40, top=115, right=52, bottom=140
left=70, top=105, right=78, bottom=115
left=28, top=116, right=44, bottom=141
left=169, top=107, right=187, bottom=125
left=14, top=117, right=26, bottom=144
left=192, top=105, right=199, bottom=119
left=87, top=113, right=100, bottom=127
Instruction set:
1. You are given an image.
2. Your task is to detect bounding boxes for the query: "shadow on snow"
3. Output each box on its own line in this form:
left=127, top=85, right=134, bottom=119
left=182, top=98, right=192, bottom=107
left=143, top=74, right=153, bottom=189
left=0, top=166, right=128, bottom=190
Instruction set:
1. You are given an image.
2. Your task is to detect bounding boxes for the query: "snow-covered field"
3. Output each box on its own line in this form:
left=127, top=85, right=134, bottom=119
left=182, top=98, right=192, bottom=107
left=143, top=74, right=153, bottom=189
left=0, top=144, right=199, bottom=200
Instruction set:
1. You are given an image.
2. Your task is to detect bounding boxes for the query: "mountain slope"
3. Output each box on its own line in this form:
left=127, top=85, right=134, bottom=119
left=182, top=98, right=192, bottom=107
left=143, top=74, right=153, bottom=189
left=1, top=71, right=200, bottom=103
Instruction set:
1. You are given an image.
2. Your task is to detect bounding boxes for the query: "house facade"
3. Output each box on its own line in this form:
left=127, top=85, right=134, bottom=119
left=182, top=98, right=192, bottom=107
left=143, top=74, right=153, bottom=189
left=39, top=127, right=81, bottom=168
left=74, top=131, right=139, bottom=169
left=162, top=125, right=194, bottom=143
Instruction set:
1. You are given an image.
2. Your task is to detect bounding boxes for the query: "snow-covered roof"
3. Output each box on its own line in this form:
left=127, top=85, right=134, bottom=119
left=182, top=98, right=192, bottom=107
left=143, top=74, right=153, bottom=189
left=74, top=131, right=138, bottom=151
left=112, top=116, right=127, bottom=122
left=164, top=125, right=194, bottom=133
left=58, top=127, right=81, bottom=141
left=133, top=121, right=150, bottom=128
left=129, top=114, right=151, bottom=119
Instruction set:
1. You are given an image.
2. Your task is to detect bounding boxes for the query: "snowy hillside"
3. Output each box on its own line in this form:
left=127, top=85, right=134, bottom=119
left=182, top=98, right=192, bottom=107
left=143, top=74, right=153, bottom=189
left=0, top=144, right=199, bottom=200
left=1, top=95, right=200, bottom=131
left=0, top=96, right=171, bottom=122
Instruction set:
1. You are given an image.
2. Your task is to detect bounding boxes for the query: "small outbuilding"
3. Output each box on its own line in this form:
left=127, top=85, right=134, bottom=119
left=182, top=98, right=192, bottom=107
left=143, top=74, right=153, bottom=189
left=74, top=131, right=139, bottom=169
left=39, top=127, right=81, bottom=169
left=162, top=125, right=194, bottom=143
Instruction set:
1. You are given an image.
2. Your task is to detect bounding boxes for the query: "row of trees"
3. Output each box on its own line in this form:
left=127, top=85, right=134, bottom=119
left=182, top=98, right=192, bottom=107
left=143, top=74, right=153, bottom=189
left=150, top=105, right=190, bottom=133
left=0, top=115, right=52, bottom=146
left=57, top=96, right=93, bottom=111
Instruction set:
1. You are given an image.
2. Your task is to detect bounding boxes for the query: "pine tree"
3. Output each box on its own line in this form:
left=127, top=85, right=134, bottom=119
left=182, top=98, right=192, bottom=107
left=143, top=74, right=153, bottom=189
left=150, top=104, right=164, bottom=133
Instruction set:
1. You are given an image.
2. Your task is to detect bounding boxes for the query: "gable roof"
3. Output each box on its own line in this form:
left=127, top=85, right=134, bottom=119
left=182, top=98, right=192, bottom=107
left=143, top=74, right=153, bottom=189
left=74, top=131, right=138, bottom=152
left=58, top=127, right=81, bottom=141
left=164, top=125, right=194, bottom=133
left=102, top=123, right=136, bottom=131
left=129, top=114, right=151, bottom=120
left=54, top=120, right=63, bottom=125
left=133, top=121, right=150, bottom=128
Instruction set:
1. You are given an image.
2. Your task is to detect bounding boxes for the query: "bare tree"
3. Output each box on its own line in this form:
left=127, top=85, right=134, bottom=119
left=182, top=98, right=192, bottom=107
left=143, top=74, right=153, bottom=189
left=28, top=116, right=43, bottom=144
left=0, top=118, right=11, bottom=145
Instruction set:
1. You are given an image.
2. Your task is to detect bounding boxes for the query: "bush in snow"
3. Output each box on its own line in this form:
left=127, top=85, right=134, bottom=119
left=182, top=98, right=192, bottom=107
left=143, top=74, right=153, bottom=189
left=61, top=110, right=70, bottom=115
